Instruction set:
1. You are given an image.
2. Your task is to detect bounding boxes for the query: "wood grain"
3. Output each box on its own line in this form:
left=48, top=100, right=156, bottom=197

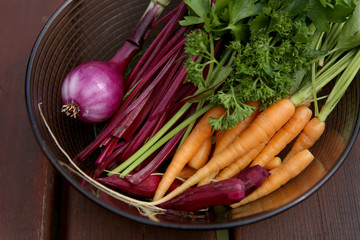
left=0, top=0, right=64, bottom=239
left=1, top=0, right=359, bottom=239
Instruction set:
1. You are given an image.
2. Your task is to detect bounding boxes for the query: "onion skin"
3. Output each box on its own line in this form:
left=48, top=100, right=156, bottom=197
left=61, top=61, right=124, bottom=123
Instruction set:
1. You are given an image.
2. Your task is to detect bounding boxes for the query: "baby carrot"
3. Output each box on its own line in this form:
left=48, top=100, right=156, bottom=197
left=231, top=149, right=314, bottom=208
left=283, top=117, right=325, bottom=163
left=216, top=142, right=266, bottom=181
left=250, top=105, right=312, bottom=167
left=177, top=165, right=197, bottom=180
left=152, top=98, right=295, bottom=203
left=264, top=156, right=282, bottom=171
left=213, top=101, right=260, bottom=155
left=197, top=170, right=217, bottom=186
left=215, top=130, right=225, bottom=145
left=153, top=106, right=225, bottom=201
left=187, top=136, right=213, bottom=170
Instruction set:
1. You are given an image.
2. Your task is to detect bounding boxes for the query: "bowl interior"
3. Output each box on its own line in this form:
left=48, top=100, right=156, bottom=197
left=26, top=0, right=360, bottom=229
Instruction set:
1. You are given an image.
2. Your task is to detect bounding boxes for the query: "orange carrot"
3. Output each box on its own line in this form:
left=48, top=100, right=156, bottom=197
left=264, top=156, right=282, bottom=171
left=213, top=101, right=260, bottom=155
left=198, top=102, right=261, bottom=186
left=188, top=136, right=213, bottom=170
left=215, top=130, right=225, bottom=145
left=197, top=170, right=218, bottom=186
left=178, top=165, right=197, bottom=180
left=152, top=106, right=225, bottom=201
left=283, top=117, right=325, bottom=163
left=231, top=149, right=314, bottom=207
left=250, top=105, right=312, bottom=167
left=152, top=98, right=295, bottom=203
left=302, top=102, right=311, bottom=108
left=215, top=142, right=267, bottom=181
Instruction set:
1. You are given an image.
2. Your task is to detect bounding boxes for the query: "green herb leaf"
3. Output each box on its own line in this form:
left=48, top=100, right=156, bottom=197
left=183, top=0, right=211, bottom=19
left=228, top=0, right=266, bottom=25
left=179, top=16, right=204, bottom=26
left=336, top=4, right=360, bottom=50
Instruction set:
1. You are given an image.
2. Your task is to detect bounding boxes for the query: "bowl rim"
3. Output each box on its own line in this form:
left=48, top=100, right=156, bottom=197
left=25, top=0, right=360, bottom=230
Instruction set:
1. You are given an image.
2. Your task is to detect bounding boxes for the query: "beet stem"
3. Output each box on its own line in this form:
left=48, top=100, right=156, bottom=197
left=125, top=1, right=187, bottom=89
left=109, top=0, right=170, bottom=74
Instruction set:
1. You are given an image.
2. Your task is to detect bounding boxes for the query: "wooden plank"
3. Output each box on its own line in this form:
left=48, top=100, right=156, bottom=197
left=0, top=0, right=64, bottom=239
left=60, top=183, right=216, bottom=239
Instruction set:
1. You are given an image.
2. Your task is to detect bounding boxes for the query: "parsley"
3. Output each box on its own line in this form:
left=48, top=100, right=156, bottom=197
left=180, top=0, right=358, bottom=130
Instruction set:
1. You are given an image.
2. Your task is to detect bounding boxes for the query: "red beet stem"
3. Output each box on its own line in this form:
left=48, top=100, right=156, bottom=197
left=151, top=5, right=179, bottom=29
left=126, top=104, right=196, bottom=184
left=95, top=137, right=118, bottom=166
left=109, top=1, right=166, bottom=74
left=111, top=48, right=183, bottom=140
left=126, top=128, right=186, bottom=185
left=125, top=1, right=187, bottom=89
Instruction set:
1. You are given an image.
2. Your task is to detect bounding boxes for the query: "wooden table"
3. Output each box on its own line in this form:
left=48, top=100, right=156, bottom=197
left=1, top=0, right=359, bottom=239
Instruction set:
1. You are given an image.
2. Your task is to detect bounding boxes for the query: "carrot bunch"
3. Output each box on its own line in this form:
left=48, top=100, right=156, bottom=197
left=152, top=45, right=360, bottom=205
left=151, top=98, right=330, bottom=207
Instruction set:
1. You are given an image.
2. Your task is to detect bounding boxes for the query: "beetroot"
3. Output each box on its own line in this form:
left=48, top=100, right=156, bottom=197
left=158, top=178, right=246, bottom=211
left=234, top=165, right=271, bottom=196
left=158, top=165, right=270, bottom=211
left=97, top=174, right=161, bottom=198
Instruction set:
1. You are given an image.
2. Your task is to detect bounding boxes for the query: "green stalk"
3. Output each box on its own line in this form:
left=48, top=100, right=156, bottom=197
left=109, top=102, right=193, bottom=175
left=311, top=27, right=327, bottom=115
left=318, top=48, right=360, bottom=121
left=178, top=101, right=204, bottom=148
left=326, top=23, right=344, bottom=52
left=204, top=34, right=216, bottom=85
left=178, top=35, right=217, bottom=147
left=311, top=62, right=319, bottom=116
left=290, top=49, right=357, bottom=106
left=315, top=50, right=345, bottom=77
left=120, top=104, right=213, bottom=177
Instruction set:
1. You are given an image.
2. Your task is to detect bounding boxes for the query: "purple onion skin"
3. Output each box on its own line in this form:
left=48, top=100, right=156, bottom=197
left=61, top=61, right=124, bottom=123
left=234, top=165, right=271, bottom=196
left=158, top=179, right=246, bottom=211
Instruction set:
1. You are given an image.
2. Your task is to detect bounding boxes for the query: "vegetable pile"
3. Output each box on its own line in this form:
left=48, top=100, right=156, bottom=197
left=58, top=0, right=360, bottom=213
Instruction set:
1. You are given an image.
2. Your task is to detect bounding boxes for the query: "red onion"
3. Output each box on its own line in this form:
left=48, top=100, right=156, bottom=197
left=61, top=61, right=124, bottom=123
left=60, top=0, right=171, bottom=124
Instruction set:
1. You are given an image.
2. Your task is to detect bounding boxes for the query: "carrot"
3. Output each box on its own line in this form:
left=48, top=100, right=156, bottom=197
left=283, top=117, right=325, bottom=163
left=264, top=156, right=282, bottom=171
left=198, top=102, right=260, bottom=186
left=152, top=106, right=225, bottom=201
left=215, top=142, right=267, bottom=181
left=250, top=105, right=312, bottom=167
left=177, top=165, right=197, bottom=180
left=231, top=149, right=314, bottom=208
left=213, top=101, right=260, bottom=155
left=197, top=171, right=218, bottom=186
left=215, top=130, right=225, bottom=145
left=187, top=136, right=213, bottom=170
left=152, top=98, right=295, bottom=203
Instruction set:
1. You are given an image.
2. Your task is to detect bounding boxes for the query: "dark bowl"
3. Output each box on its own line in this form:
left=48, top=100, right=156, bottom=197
left=25, top=0, right=360, bottom=230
